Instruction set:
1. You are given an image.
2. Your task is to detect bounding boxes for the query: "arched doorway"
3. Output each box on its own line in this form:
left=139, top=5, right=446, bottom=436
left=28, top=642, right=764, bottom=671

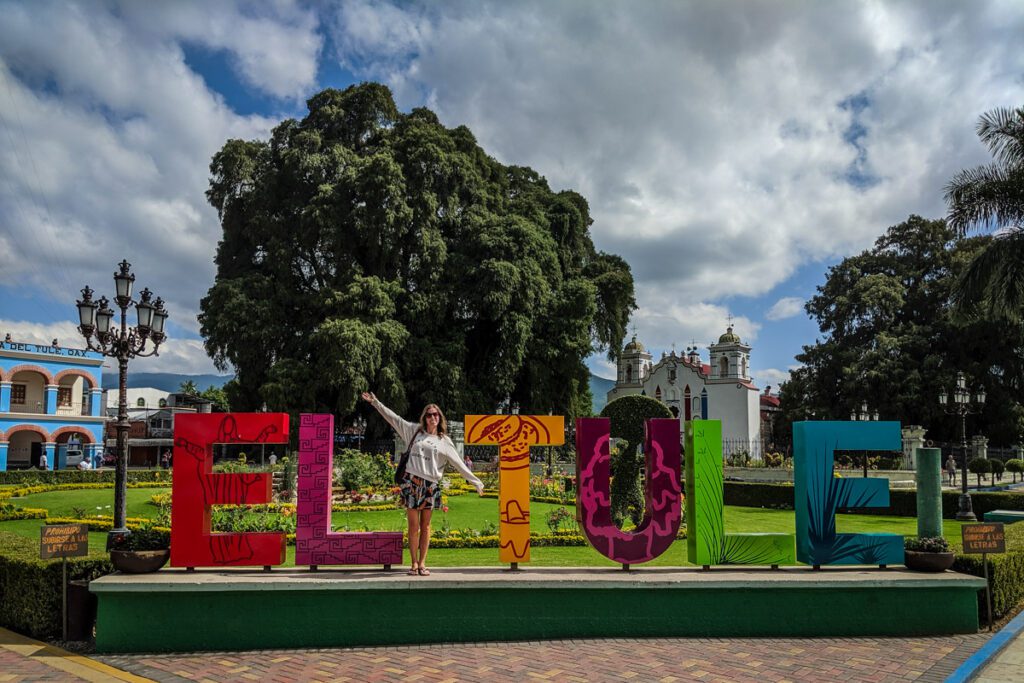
left=53, top=428, right=93, bottom=468
left=6, top=426, right=48, bottom=469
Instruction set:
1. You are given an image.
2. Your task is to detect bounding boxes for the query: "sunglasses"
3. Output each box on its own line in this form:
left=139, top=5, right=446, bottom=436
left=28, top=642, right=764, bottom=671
left=425, top=412, right=441, bottom=418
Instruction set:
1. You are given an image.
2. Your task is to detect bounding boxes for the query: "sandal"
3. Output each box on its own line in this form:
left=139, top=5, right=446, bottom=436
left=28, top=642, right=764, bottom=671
left=418, top=567, right=431, bottom=576
left=407, top=567, right=419, bottom=576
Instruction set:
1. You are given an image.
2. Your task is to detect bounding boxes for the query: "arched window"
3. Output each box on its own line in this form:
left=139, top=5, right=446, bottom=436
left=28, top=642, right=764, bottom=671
left=701, top=388, right=709, bottom=419
left=683, top=385, right=691, bottom=421
left=158, top=398, right=167, bottom=408
left=741, top=357, right=747, bottom=378
left=669, top=367, right=676, bottom=382
left=136, top=397, right=146, bottom=407
left=654, top=385, right=662, bottom=401
left=625, top=365, right=633, bottom=383
left=719, top=356, right=729, bottom=377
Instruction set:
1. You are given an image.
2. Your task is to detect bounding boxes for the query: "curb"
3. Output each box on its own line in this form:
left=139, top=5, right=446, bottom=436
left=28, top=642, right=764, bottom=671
left=945, top=608, right=1024, bottom=682
left=0, top=627, right=153, bottom=682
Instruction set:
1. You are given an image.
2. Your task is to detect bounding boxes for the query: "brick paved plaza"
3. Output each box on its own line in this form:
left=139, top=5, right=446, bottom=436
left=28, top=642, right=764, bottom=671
left=29, top=635, right=992, bottom=683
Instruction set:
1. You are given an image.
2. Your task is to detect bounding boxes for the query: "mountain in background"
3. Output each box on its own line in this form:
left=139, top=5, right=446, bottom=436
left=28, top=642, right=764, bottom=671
left=101, top=372, right=233, bottom=393
left=102, top=371, right=617, bottom=413
left=589, top=373, right=615, bottom=414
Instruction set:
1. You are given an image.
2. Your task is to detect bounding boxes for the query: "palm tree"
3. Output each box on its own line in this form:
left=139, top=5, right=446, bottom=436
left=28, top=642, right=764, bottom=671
left=178, top=380, right=199, bottom=396
left=944, top=106, right=1024, bottom=321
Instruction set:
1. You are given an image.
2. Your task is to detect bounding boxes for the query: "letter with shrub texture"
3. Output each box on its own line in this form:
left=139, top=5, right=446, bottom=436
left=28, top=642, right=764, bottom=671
left=295, top=414, right=403, bottom=566
left=576, top=417, right=681, bottom=564
left=464, top=415, right=564, bottom=563
left=170, top=413, right=288, bottom=568
left=686, top=420, right=795, bottom=566
left=794, top=421, right=904, bottom=566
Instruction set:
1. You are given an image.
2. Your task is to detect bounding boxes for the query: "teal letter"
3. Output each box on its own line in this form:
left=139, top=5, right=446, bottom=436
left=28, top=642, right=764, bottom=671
left=794, top=421, right=903, bottom=566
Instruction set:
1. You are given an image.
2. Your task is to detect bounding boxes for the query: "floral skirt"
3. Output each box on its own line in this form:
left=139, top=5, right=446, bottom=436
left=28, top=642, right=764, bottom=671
left=400, top=473, right=443, bottom=510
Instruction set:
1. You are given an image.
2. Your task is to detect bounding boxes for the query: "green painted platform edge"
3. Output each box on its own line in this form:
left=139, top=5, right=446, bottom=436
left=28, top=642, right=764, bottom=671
left=94, top=581, right=985, bottom=652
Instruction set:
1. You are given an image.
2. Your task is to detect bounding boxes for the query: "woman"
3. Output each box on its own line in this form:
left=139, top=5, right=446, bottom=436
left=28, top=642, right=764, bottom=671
left=362, top=391, right=484, bottom=576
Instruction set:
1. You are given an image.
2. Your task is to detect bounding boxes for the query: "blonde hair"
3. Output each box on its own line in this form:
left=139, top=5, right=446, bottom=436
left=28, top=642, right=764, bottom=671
left=418, top=403, right=448, bottom=436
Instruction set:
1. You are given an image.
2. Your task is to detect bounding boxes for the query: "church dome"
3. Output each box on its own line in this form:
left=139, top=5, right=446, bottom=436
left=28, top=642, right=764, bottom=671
left=623, top=334, right=645, bottom=353
left=718, top=326, right=741, bottom=344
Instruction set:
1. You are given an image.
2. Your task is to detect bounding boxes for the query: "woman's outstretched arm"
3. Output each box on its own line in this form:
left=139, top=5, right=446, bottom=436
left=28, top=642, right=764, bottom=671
left=362, top=392, right=419, bottom=445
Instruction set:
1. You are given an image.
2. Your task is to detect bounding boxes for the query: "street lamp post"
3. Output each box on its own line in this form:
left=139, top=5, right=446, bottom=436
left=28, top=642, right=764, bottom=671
left=354, top=416, right=366, bottom=452
left=850, top=401, right=880, bottom=477
left=939, top=372, right=986, bottom=522
left=76, top=260, right=168, bottom=548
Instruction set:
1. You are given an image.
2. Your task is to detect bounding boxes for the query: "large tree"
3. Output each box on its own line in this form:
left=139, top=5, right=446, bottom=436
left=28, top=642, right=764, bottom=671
left=778, top=215, right=1024, bottom=446
left=945, top=106, right=1024, bottom=321
left=199, top=84, right=634, bottom=432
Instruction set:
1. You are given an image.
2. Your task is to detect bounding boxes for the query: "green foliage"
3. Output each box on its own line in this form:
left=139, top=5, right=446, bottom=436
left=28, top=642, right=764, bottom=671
left=945, top=106, right=1024, bottom=322
left=954, top=550, right=1024, bottom=618
left=1007, top=459, right=1024, bottom=482
left=199, top=83, right=635, bottom=426
left=334, top=450, right=394, bottom=491
left=778, top=215, right=1024, bottom=446
left=969, top=456, right=992, bottom=486
left=599, top=395, right=673, bottom=527
left=0, top=470, right=171, bottom=486
left=991, top=459, right=1005, bottom=480
left=112, top=524, right=170, bottom=551
left=0, top=531, right=113, bottom=640
left=905, top=536, right=951, bottom=553
left=722, top=481, right=1024, bottom=518
left=200, top=384, right=230, bottom=411
left=546, top=506, right=576, bottom=533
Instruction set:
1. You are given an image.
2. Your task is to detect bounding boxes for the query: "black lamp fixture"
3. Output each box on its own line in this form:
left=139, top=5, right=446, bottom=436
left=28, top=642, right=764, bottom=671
left=76, top=261, right=169, bottom=549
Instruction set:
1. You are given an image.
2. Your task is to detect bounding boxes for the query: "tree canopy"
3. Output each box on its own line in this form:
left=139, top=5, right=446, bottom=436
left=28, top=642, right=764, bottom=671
left=945, top=106, right=1024, bottom=321
left=778, top=215, right=1024, bottom=446
left=199, top=84, right=635, bottom=432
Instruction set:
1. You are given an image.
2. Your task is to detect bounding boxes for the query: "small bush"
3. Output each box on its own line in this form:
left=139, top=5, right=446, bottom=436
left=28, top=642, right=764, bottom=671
left=0, top=470, right=172, bottom=486
left=0, top=531, right=113, bottom=640
left=969, top=457, right=992, bottom=487
left=1006, top=459, right=1024, bottom=483
left=991, top=459, right=1005, bottom=482
left=905, top=536, right=951, bottom=553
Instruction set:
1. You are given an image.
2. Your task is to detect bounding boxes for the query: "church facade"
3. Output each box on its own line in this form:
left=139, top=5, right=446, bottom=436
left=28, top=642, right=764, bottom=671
left=606, top=327, right=762, bottom=457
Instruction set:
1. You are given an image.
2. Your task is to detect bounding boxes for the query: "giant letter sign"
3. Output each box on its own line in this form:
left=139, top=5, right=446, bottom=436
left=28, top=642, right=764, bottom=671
left=295, top=414, right=403, bottom=567
left=171, top=413, right=288, bottom=568
left=685, top=420, right=795, bottom=566
left=794, top=421, right=904, bottom=566
left=464, top=415, right=564, bottom=563
left=576, top=417, right=681, bottom=564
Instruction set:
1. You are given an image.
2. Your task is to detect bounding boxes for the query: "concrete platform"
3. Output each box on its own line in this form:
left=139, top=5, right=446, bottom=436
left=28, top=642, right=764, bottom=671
left=91, top=566, right=987, bottom=653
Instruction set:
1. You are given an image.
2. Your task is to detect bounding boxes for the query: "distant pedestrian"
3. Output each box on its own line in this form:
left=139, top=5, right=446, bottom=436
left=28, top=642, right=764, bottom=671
left=464, top=454, right=473, bottom=471
left=268, top=453, right=277, bottom=467
left=161, top=450, right=171, bottom=469
left=946, top=454, right=957, bottom=486
left=39, top=452, right=48, bottom=470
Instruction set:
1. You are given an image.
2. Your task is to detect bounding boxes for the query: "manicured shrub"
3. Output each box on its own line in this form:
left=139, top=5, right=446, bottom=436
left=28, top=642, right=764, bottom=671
left=0, top=470, right=172, bottom=485
left=720, top=481, right=1024, bottom=519
left=1006, top=459, right=1024, bottom=483
left=969, top=457, right=992, bottom=487
left=0, top=531, right=113, bottom=640
left=954, top=551, right=1024, bottom=619
left=991, top=459, right=1005, bottom=482
left=600, top=395, right=672, bottom=527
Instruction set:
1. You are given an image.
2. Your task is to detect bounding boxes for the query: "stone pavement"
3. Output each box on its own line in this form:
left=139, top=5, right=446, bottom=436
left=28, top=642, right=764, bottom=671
left=0, top=626, right=1002, bottom=682
left=95, top=635, right=991, bottom=683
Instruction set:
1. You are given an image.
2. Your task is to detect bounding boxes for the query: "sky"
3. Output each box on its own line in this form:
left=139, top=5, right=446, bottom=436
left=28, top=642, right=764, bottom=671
left=1, top=0, right=1022, bottom=389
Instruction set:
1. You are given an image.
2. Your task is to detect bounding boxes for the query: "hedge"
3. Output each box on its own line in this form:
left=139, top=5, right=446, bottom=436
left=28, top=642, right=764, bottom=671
left=0, top=531, right=113, bottom=640
left=0, top=470, right=173, bottom=485
left=721, top=481, right=1024, bottom=518
left=952, top=522, right=1024, bottom=618
left=0, top=482, right=168, bottom=502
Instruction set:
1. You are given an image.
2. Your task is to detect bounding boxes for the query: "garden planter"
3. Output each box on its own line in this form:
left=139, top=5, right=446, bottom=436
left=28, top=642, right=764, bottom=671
left=903, top=550, right=955, bottom=572
left=110, top=549, right=170, bottom=574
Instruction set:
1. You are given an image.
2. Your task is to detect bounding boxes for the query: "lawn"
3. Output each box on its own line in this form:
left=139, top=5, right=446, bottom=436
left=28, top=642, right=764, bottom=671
left=1, top=486, right=972, bottom=567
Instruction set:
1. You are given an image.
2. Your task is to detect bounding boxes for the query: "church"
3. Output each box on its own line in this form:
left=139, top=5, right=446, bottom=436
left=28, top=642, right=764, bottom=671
left=606, top=327, right=762, bottom=457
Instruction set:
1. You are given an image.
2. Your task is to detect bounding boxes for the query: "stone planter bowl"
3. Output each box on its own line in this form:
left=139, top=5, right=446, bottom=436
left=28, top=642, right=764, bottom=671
left=903, top=550, right=955, bottom=573
left=110, top=549, right=170, bottom=574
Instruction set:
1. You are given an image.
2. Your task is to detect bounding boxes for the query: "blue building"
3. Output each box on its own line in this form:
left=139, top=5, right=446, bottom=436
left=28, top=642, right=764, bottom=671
left=0, top=337, right=106, bottom=470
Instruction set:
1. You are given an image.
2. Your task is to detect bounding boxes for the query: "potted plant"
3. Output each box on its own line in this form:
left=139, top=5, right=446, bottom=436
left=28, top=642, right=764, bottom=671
left=109, top=525, right=170, bottom=573
left=903, top=536, right=955, bottom=572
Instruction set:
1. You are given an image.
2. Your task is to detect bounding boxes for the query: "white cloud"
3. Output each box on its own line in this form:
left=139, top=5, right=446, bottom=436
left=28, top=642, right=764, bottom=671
left=1, top=319, right=223, bottom=376
left=766, top=297, right=805, bottom=321
left=0, top=2, right=317, bottom=339
left=328, top=0, right=1024, bottom=316
left=753, top=367, right=793, bottom=390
